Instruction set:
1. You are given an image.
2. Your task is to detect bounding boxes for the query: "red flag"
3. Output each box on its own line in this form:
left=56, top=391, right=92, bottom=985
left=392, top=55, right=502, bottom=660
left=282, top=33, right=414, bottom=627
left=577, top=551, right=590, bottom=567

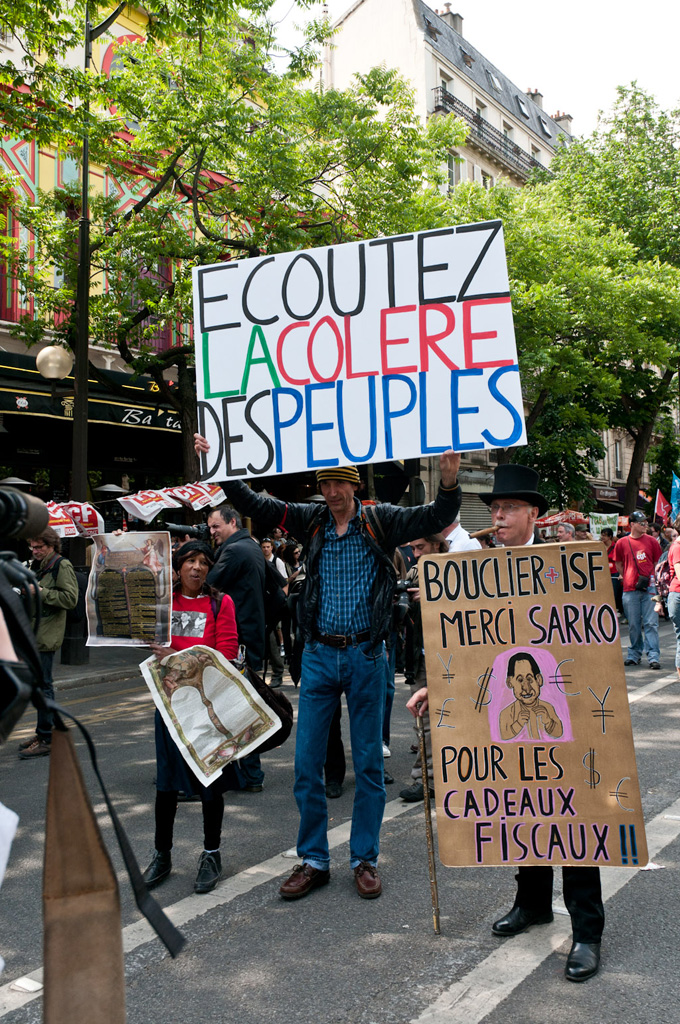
left=654, top=489, right=672, bottom=523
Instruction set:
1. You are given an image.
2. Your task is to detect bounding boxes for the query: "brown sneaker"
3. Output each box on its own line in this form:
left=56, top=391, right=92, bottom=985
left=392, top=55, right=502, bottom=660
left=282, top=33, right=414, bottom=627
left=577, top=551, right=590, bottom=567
left=18, top=739, right=51, bottom=760
left=354, top=862, right=382, bottom=899
left=18, top=734, right=39, bottom=751
left=279, top=863, right=330, bottom=900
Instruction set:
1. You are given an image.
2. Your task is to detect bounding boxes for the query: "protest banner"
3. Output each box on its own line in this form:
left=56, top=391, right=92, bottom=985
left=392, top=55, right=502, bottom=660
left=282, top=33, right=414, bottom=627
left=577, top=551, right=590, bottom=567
left=60, top=501, right=105, bottom=538
left=140, top=645, right=281, bottom=785
left=418, top=542, right=648, bottom=869
left=86, top=532, right=172, bottom=646
left=588, top=512, right=619, bottom=540
left=45, top=501, right=79, bottom=538
left=193, top=221, right=526, bottom=482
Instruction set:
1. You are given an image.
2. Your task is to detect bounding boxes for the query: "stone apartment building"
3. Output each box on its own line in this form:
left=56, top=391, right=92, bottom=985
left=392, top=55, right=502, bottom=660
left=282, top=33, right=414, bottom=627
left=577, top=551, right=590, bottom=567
left=325, top=1, right=654, bottom=521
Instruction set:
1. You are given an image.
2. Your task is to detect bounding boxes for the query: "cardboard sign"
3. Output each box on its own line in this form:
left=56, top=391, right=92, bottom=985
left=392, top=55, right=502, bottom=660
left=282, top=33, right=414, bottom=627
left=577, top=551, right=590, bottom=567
left=193, top=221, right=526, bottom=481
left=418, top=542, right=648, bottom=868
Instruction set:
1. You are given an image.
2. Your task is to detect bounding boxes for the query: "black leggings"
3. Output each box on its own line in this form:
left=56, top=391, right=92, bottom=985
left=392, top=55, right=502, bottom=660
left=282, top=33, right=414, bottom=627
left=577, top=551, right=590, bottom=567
left=154, top=790, right=225, bottom=852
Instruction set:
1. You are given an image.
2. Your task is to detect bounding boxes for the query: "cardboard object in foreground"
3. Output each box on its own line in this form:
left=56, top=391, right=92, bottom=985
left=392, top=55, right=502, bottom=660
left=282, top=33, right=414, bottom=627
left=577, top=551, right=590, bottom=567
left=418, top=541, right=648, bottom=869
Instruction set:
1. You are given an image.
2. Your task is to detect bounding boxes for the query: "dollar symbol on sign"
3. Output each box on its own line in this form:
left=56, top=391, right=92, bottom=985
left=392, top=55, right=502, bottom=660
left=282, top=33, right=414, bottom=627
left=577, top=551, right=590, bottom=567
left=583, top=748, right=601, bottom=788
left=471, top=667, right=493, bottom=711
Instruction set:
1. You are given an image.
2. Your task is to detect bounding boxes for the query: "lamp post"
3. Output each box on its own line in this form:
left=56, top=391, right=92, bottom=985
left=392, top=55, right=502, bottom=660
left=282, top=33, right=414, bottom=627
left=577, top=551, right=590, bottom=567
left=72, top=0, right=125, bottom=542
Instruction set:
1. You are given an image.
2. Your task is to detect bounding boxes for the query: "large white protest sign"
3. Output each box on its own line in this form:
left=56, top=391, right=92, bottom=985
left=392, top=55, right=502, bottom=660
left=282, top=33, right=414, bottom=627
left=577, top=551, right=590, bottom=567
left=193, top=221, right=526, bottom=481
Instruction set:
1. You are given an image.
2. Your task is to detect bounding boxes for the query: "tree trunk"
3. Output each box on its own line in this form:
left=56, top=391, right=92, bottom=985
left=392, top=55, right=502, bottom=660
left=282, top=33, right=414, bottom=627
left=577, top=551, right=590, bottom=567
left=623, top=420, right=655, bottom=513
left=178, top=360, right=200, bottom=485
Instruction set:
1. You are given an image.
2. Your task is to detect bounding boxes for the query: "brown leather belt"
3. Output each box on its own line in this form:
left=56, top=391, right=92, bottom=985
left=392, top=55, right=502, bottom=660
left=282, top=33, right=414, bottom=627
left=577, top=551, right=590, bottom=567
left=315, top=631, right=371, bottom=649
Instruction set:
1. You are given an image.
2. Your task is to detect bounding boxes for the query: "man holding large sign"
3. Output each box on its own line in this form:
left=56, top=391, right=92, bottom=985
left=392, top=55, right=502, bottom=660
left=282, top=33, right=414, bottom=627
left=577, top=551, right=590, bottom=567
left=194, top=222, right=525, bottom=481
left=408, top=464, right=648, bottom=983
left=195, top=433, right=462, bottom=900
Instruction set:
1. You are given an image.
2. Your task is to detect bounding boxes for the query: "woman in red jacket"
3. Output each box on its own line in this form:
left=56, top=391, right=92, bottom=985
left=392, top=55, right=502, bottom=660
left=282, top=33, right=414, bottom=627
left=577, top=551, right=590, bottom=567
left=144, top=541, right=239, bottom=895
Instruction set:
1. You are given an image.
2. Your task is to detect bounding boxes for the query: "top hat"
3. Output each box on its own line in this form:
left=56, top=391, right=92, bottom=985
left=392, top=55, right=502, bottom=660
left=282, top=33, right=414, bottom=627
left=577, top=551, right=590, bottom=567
left=478, top=464, right=549, bottom=516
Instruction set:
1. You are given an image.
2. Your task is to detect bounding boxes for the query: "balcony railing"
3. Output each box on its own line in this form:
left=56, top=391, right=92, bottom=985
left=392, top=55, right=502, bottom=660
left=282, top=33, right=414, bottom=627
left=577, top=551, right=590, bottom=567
left=433, top=88, right=547, bottom=182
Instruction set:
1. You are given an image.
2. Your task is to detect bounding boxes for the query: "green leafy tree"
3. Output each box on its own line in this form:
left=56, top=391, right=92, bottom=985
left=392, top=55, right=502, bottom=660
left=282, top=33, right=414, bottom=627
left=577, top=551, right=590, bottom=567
left=549, top=85, right=680, bottom=511
left=646, top=417, right=680, bottom=518
left=1, top=3, right=466, bottom=481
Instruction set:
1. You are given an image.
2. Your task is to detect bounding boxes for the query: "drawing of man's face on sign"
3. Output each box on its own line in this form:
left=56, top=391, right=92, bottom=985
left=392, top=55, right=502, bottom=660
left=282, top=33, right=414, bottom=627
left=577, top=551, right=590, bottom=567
left=487, top=647, right=573, bottom=744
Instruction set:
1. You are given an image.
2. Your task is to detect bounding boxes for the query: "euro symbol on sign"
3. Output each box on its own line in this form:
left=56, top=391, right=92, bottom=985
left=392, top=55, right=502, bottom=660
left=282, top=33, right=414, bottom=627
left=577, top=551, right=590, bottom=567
left=471, top=667, right=493, bottom=711
left=583, top=748, right=601, bottom=788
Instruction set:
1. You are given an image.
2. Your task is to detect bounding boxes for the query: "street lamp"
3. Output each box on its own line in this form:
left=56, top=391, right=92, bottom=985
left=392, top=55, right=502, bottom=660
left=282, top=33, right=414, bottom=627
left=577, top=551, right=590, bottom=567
left=72, top=0, right=125, bottom=527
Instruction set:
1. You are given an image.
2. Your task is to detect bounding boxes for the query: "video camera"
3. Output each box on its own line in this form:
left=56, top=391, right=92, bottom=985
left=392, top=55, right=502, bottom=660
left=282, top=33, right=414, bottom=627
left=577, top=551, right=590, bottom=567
left=0, top=485, right=50, bottom=742
left=165, top=521, right=210, bottom=541
left=393, top=578, right=413, bottom=625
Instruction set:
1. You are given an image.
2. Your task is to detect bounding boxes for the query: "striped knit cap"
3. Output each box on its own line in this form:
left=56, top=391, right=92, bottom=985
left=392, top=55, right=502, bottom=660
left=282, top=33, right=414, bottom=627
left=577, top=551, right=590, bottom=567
left=316, top=465, right=361, bottom=484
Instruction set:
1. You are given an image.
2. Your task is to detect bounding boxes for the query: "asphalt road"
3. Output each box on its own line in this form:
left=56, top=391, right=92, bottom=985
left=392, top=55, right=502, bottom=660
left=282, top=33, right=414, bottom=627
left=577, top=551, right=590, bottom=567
left=1, top=619, right=679, bottom=1024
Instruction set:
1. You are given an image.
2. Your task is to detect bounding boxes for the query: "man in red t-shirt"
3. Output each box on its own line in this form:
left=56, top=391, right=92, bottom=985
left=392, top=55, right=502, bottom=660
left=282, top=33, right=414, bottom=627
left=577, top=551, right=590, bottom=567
left=613, top=512, right=662, bottom=668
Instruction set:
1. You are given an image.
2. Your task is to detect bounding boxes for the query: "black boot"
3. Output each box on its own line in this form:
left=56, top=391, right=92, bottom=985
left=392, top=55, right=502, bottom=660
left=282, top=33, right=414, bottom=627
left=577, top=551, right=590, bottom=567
left=142, top=850, right=172, bottom=890
left=194, top=850, right=222, bottom=894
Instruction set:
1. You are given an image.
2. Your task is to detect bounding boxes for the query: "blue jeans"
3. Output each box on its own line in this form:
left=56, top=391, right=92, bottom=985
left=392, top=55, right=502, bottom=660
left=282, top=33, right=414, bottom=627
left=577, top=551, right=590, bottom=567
left=295, top=639, right=386, bottom=870
left=667, top=592, right=680, bottom=668
left=622, top=589, right=660, bottom=664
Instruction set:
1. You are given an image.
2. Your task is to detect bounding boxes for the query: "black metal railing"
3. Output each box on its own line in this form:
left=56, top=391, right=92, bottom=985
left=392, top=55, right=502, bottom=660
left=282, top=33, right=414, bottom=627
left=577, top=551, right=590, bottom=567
left=433, top=87, right=547, bottom=181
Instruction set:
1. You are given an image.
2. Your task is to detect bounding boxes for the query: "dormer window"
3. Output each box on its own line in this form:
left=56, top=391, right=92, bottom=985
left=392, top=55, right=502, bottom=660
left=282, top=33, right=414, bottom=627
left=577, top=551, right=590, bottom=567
left=460, top=47, right=475, bottom=68
left=517, top=96, right=530, bottom=118
left=539, top=117, right=552, bottom=137
left=487, top=71, right=502, bottom=93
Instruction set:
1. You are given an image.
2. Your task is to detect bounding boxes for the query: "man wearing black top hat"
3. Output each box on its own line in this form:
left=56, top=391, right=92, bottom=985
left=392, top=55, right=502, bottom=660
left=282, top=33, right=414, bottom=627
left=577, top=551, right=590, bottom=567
left=408, top=464, right=604, bottom=982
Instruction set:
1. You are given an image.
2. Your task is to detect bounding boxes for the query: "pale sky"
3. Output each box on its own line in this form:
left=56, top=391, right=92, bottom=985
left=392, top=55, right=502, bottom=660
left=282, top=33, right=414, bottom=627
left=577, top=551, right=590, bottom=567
left=270, top=0, right=680, bottom=137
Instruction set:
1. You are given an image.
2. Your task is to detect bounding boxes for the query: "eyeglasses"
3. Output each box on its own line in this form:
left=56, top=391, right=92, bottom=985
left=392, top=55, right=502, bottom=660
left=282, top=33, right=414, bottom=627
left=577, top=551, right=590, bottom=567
left=489, top=502, right=531, bottom=515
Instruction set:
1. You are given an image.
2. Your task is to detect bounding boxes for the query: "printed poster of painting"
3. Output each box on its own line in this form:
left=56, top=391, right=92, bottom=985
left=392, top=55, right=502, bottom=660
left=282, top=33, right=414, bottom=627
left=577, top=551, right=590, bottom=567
left=418, top=541, right=648, bottom=869
left=140, top=645, right=282, bottom=784
left=86, top=532, right=172, bottom=646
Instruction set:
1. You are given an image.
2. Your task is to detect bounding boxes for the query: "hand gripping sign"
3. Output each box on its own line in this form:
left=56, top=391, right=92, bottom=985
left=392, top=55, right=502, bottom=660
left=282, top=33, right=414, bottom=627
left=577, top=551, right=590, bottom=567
left=193, top=221, right=527, bottom=481
left=418, top=542, right=648, bottom=869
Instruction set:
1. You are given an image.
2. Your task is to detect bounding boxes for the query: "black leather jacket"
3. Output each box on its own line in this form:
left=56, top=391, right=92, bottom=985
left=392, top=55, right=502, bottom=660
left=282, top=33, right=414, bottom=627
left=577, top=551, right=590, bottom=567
left=221, top=480, right=462, bottom=644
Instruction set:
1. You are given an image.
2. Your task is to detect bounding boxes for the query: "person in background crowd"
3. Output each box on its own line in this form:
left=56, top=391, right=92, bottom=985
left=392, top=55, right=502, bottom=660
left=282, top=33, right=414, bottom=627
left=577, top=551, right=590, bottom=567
left=613, top=511, right=662, bottom=669
left=600, top=527, right=624, bottom=617
left=407, top=464, right=605, bottom=983
left=261, top=537, right=287, bottom=689
left=442, top=515, right=481, bottom=552
left=206, top=504, right=267, bottom=791
left=574, top=523, right=594, bottom=541
left=18, top=528, right=78, bottom=760
left=649, top=522, right=669, bottom=551
left=143, top=541, right=239, bottom=894
left=399, top=534, right=449, bottom=803
left=664, top=515, right=680, bottom=681
left=556, top=522, right=575, bottom=542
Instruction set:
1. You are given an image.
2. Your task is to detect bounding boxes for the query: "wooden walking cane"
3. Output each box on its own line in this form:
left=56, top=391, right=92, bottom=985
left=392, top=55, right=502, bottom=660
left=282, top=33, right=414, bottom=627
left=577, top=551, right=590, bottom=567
left=416, top=713, right=440, bottom=935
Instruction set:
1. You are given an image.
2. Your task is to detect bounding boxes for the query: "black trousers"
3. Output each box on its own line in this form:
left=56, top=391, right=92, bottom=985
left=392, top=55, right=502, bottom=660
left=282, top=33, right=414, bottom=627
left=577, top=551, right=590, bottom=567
left=515, top=866, right=604, bottom=943
left=154, top=790, right=225, bottom=853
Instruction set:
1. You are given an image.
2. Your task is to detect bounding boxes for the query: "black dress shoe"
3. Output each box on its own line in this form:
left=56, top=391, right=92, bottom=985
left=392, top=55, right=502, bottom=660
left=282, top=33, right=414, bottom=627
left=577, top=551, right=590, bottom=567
left=142, top=850, right=172, bottom=890
left=623, top=659, right=639, bottom=666
left=565, top=941, right=600, bottom=981
left=399, top=782, right=435, bottom=802
left=492, top=905, right=553, bottom=936
left=194, top=850, right=222, bottom=894
left=325, top=781, right=343, bottom=798
left=383, top=769, right=394, bottom=784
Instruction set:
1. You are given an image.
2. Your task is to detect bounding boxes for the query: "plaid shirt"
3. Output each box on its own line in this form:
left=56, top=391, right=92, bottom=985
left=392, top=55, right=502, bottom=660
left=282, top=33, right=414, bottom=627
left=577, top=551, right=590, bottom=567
left=316, top=504, right=378, bottom=635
